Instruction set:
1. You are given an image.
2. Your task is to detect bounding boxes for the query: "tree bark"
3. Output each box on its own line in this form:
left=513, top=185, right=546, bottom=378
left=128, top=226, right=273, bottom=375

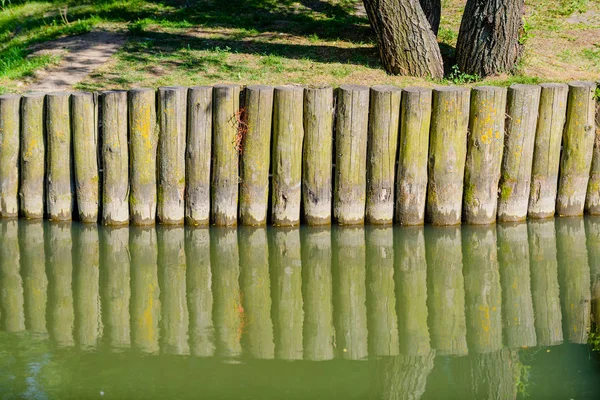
left=456, top=0, right=524, bottom=77
left=362, top=0, right=444, bottom=78
left=419, top=0, right=441, bottom=35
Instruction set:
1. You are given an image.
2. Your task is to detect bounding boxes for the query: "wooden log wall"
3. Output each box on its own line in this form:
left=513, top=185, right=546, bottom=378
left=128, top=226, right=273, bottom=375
left=0, top=81, right=597, bottom=226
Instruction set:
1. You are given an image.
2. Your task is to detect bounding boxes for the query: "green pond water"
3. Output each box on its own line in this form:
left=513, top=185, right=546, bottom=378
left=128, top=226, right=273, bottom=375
left=1, top=217, right=600, bottom=399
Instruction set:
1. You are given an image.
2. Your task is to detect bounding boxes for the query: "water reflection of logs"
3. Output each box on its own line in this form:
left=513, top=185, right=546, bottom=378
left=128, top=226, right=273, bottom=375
left=2, top=219, right=599, bottom=398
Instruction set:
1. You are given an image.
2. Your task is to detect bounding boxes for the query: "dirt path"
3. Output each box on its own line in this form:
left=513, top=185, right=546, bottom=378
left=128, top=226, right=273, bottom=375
left=27, top=30, right=126, bottom=92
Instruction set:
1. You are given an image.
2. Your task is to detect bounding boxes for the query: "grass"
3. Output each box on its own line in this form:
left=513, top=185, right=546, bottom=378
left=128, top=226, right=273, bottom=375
left=0, top=0, right=599, bottom=92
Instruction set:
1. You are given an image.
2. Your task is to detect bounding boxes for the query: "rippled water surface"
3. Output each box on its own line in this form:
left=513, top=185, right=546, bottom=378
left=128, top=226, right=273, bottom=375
left=1, top=218, right=600, bottom=399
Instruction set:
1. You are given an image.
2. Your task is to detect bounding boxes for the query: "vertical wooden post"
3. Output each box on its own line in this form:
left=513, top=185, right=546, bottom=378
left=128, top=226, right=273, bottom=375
left=239, top=85, right=273, bottom=226
left=157, top=227, right=189, bottom=354
left=0, top=221, right=24, bottom=332
left=365, top=85, right=401, bottom=225
left=497, top=222, right=537, bottom=348
left=395, top=87, right=431, bottom=225
left=46, top=222, right=74, bottom=347
left=272, top=86, right=304, bottom=226
left=186, top=86, right=212, bottom=226
left=366, top=227, right=399, bottom=356
left=497, top=84, right=541, bottom=221
left=185, top=228, right=215, bottom=357
left=157, top=86, right=187, bottom=225
left=585, top=83, right=600, bottom=214
left=394, top=227, right=430, bottom=356
left=71, top=92, right=99, bottom=223
left=556, top=218, right=591, bottom=344
left=46, top=92, right=73, bottom=221
left=425, top=226, right=468, bottom=356
left=130, top=227, right=160, bottom=354
left=0, top=94, right=21, bottom=218
left=271, top=228, right=304, bottom=360
left=462, top=226, right=502, bottom=353
left=333, top=228, right=368, bottom=359
left=301, top=227, right=334, bottom=360
left=463, top=86, right=507, bottom=225
left=557, top=81, right=596, bottom=216
left=528, top=220, right=563, bottom=346
left=426, top=87, right=470, bottom=225
left=129, top=88, right=158, bottom=225
left=528, top=83, right=568, bottom=218
left=102, top=90, right=129, bottom=225
left=100, top=227, right=131, bottom=350
left=334, top=85, right=369, bottom=225
left=73, top=225, right=100, bottom=349
left=212, top=84, right=240, bottom=226
left=211, top=228, right=242, bottom=357
left=20, top=93, right=46, bottom=219
left=239, top=228, right=274, bottom=359
left=303, top=86, right=333, bottom=225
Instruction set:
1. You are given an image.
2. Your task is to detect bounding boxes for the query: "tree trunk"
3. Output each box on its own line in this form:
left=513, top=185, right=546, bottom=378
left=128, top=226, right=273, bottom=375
left=363, top=0, right=444, bottom=78
left=419, top=0, right=441, bottom=35
left=456, top=0, right=524, bottom=77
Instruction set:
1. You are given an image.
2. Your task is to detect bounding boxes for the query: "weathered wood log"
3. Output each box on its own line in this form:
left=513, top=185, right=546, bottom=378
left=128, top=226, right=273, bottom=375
left=19, top=221, right=47, bottom=335
left=101, top=90, right=129, bottom=225
left=556, top=218, right=591, bottom=344
left=556, top=81, right=596, bottom=216
left=239, top=227, right=275, bottom=359
left=158, top=86, right=187, bottom=225
left=585, top=83, right=600, bottom=214
left=497, top=84, right=541, bottom=221
left=100, top=227, right=131, bottom=350
left=272, top=86, right=304, bottom=226
left=71, top=92, right=99, bottom=223
left=366, top=227, right=399, bottom=356
left=365, top=85, right=401, bottom=225
left=301, top=227, right=334, bottom=360
left=528, top=83, right=568, bottom=218
left=0, top=221, right=24, bottom=332
left=497, top=222, right=537, bottom=348
left=186, top=86, right=212, bottom=226
left=333, top=227, right=368, bottom=359
left=463, top=86, right=507, bottom=225
left=394, top=226, right=430, bottom=356
left=0, top=94, right=21, bottom=218
left=426, top=87, right=470, bottom=225
left=528, top=220, right=563, bottom=346
left=271, top=228, right=304, bottom=360
left=239, top=85, right=273, bottom=226
left=20, top=93, right=46, bottom=219
left=396, top=87, right=431, bottom=225
left=46, top=92, right=73, bottom=221
left=129, top=88, right=158, bottom=225
left=130, top=227, right=160, bottom=354
left=157, top=227, right=189, bottom=354
left=334, top=85, right=369, bottom=225
left=185, top=227, right=215, bottom=357
left=425, top=226, right=468, bottom=356
left=462, top=225, right=502, bottom=353
left=46, top=222, right=74, bottom=347
left=212, top=84, right=241, bottom=226
left=211, top=228, right=242, bottom=357
left=302, top=86, right=333, bottom=225
left=73, top=225, right=100, bottom=349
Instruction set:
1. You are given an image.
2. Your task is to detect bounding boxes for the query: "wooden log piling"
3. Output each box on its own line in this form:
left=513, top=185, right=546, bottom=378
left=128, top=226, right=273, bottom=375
left=365, top=85, right=401, bottom=225
left=20, top=93, right=46, bottom=219
left=497, top=84, right=541, bottom=221
left=334, top=85, right=369, bottom=225
left=101, top=90, right=129, bottom=225
left=239, top=85, right=273, bottom=226
left=302, top=86, right=333, bottom=226
left=0, top=94, right=21, bottom=218
left=585, top=82, right=600, bottom=214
